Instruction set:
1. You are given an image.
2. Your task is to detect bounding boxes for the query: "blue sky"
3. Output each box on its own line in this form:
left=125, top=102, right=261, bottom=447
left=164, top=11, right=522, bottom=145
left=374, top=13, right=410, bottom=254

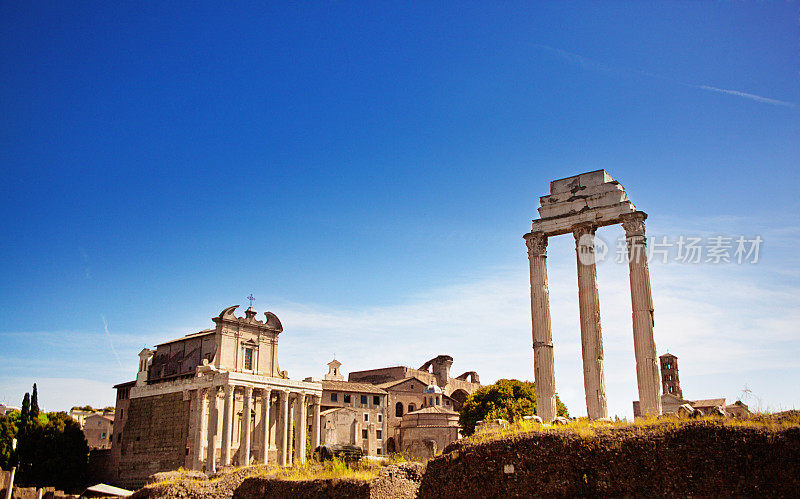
left=1, top=2, right=798, bottom=418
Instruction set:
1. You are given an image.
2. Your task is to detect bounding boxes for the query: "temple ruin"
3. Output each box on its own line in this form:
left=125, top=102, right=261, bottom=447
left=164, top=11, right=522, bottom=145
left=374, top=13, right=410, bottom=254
left=523, top=170, right=661, bottom=421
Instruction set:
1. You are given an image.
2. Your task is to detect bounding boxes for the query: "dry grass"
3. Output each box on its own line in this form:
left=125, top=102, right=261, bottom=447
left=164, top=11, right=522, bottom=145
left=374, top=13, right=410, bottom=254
left=465, top=411, right=800, bottom=446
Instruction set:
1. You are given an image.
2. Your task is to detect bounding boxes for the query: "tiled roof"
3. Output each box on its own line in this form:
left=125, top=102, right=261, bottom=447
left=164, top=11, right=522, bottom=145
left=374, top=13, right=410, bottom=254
left=408, top=405, right=459, bottom=415
left=320, top=380, right=387, bottom=395
left=376, top=376, right=431, bottom=390
left=156, top=329, right=215, bottom=346
left=113, top=380, right=136, bottom=388
left=691, top=398, right=726, bottom=407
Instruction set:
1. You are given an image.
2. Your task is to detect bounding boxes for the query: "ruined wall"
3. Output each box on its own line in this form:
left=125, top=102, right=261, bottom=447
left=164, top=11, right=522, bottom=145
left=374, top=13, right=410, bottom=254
left=419, top=421, right=800, bottom=497
left=117, top=392, right=191, bottom=489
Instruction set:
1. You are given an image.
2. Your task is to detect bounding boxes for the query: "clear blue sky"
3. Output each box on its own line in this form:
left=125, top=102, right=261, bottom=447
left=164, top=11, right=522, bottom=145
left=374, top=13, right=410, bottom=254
left=1, top=2, right=798, bottom=417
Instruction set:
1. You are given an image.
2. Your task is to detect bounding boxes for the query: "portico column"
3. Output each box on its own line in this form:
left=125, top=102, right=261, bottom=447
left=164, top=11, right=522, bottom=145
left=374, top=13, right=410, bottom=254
left=220, top=385, right=234, bottom=465
left=261, top=388, right=272, bottom=464
left=524, top=232, right=557, bottom=422
left=298, top=394, right=308, bottom=464
left=279, top=390, right=289, bottom=467
left=206, top=387, right=219, bottom=473
left=573, top=223, right=608, bottom=420
left=241, top=386, right=253, bottom=466
left=291, top=394, right=300, bottom=465
left=311, top=395, right=321, bottom=452
left=622, top=212, right=662, bottom=417
left=193, top=388, right=207, bottom=470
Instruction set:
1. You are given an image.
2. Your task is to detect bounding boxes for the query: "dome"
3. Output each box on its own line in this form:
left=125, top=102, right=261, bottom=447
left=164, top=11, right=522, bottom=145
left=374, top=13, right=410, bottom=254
left=423, top=384, right=442, bottom=394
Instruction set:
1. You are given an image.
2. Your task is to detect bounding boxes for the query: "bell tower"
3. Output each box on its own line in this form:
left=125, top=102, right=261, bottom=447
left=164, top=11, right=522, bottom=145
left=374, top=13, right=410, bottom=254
left=659, top=353, right=682, bottom=398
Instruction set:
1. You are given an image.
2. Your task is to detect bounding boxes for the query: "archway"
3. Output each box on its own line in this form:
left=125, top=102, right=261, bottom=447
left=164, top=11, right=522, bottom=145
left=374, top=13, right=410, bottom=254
left=450, top=389, right=469, bottom=411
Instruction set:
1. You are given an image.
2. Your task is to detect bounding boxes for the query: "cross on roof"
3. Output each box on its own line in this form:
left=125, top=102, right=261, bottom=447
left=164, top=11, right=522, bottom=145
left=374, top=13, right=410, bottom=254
left=247, top=293, right=255, bottom=308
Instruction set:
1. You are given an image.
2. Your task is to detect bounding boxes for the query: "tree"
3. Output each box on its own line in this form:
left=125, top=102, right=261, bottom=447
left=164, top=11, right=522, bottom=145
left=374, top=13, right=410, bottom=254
left=20, top=392, right=30, bottom=424
left=458, top=379, right=569, bottom=436
left=0, top=411, right=19, bottom=469
left=33, top=412, right=89, bottom=491
left=31, top=383, right=40, bottom=420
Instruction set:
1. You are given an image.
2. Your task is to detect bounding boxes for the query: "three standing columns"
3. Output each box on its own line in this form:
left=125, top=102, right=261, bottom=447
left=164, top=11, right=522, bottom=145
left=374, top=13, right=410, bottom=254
left=524, top=232, right=557, bottom=423
left=573, top=223, right=608, bottom=420
left=622, top=212, right=662, bottom=416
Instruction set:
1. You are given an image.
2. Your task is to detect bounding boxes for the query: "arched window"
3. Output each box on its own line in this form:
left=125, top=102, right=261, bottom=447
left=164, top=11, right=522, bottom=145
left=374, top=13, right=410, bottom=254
left=395, top=402, right=403, bottom=417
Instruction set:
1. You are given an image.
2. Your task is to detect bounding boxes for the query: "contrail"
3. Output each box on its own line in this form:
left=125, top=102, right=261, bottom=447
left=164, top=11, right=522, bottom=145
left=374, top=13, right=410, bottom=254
left=102, top=315, right=124, bottom=369
left=534, top=44, right=797, bottom=109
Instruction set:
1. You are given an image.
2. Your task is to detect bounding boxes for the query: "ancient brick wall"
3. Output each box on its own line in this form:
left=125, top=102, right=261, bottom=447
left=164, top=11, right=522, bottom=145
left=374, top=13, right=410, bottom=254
left=117, top=392, right=190, bottom=489
left=419, top=421, right=800, bottom=497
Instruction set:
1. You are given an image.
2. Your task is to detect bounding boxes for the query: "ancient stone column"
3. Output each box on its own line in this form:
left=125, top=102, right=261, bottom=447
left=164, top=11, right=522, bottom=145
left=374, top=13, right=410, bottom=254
left=240, top=386, right=253, bottom=466
left=622, top=212, right=662, bottom=417
left=311, top=395, right=321, bottom=452
left=279, top=390, right=289, bottom=467
left=573, top=223, right=608, bottom=420
left=524, top=232, right=557, bottom=422
left=206, top=387, right=219, bottom=473
left=193, top=388, right=207, bottom=470
left=220, top=385, right=234, bottom=466
left=292, top=393, right=303, bottom=465
left=261, top=388, right=272, bottom=464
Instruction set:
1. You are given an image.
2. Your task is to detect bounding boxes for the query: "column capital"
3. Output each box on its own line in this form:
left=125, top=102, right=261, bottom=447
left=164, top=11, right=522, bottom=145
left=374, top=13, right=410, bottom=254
left=244, top=385, right=253, bottom=395
left=571, top=222, right=597, bottom=242
left=524, top=232, right=548, bottom=257
left=621, top=211, right=647, bottom=238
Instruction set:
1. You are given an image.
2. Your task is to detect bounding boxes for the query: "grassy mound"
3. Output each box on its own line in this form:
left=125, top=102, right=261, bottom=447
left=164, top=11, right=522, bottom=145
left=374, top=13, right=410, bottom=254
left=420, top=414, right=800, bottom=497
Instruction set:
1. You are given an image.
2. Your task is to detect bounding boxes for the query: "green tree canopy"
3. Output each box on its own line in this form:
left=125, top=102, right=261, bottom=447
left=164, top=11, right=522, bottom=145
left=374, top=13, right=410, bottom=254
left=458, top=379, right=569, bottom=436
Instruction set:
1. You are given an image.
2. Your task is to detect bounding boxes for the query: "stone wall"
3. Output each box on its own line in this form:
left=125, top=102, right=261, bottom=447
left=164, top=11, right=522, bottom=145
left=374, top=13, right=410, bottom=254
left=418, top=421, right=800, bottom=497
left=117, top=392, right=191, bottom=489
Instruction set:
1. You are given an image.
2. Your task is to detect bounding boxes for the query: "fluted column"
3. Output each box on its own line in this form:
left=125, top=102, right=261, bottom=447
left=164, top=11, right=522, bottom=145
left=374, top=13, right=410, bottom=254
left=573, top=223, right=608, bottom=420
left=240, top=386, right=253, bottom=466
left=292, top=393, right=302, bottom=465
left=220, top=385, right=234, bottom=466
left=206, top=387, right=219, bottom=473
left=299, top=394, right=308, bottom=464
left=192, top=388, right=207, bottom=470
left=279, top=390, right=289, bottom=466
left=261, top=388, right=272, bottom=464
left=622, top=212, right=662, bottom=417
left=311, top=395, right=321, bottom=452
left=524, top=232, right=557, bottom=422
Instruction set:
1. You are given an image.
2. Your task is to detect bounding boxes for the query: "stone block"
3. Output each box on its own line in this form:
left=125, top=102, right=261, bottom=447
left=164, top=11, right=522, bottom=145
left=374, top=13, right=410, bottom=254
left=550, top=170, right=613, bottom=195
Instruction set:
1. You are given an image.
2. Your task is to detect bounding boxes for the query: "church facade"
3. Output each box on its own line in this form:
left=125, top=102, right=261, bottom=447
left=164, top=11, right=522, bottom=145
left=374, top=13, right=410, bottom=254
left=111, top=305, right=322, bottom=488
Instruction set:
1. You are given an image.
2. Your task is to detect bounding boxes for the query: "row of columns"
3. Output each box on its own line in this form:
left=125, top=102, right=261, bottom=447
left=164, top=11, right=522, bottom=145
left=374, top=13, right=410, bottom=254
left=525, top=211, right=662, bottom=421
left=193, top=385, right=321, bottom=472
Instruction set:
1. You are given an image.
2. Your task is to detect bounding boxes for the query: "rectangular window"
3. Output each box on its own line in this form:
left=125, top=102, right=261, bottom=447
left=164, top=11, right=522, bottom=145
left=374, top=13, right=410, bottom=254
left=364, top=413, right=369, bottom=422
left=243, top=348, right=253, bottom=370
left=377, top=448, right=382, bottom=455
left=120, top=408, right=124, bottom=418
left=331, top=393, right=338, bottom=402
left=344, top=394, right=351, bottom=403
left=377, top=429, right=382, bottom=440
left=360, top=395, right=367, bottom=405
left=362, top=429, right=368, bottom=439
left=373, top=395, right=380, bottom=406
left=377, top=414, right=383, bottom=423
